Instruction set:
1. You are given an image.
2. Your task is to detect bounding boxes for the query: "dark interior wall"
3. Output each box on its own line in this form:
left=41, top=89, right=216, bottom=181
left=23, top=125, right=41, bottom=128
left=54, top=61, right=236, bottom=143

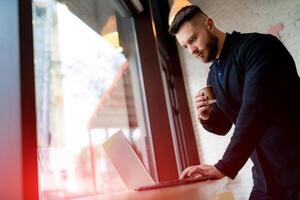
left=147, top=0, right=200, bottom=169
left=130, top=0, right=179, bottom=181
left=19, top=0, right=39, bottom=199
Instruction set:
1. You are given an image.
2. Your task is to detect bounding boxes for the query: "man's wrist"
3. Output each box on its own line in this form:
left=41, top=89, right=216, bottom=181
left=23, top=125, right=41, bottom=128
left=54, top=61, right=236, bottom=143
left=214, top=160, right=237, bottom=179
left=200, top=117, right=210, bottom=124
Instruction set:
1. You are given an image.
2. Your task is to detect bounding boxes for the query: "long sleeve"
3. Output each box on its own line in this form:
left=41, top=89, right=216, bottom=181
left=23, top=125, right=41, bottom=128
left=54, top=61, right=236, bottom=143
left=215, top=34, right=294, bottom=179
left=200, top=104, right=232, bottom=135
left=200, top=68, right=232, bottom=135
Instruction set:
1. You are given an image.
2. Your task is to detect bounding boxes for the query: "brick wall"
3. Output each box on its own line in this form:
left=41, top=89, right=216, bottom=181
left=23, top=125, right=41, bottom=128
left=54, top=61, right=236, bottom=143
left=177, top=0, right=300, bottom=199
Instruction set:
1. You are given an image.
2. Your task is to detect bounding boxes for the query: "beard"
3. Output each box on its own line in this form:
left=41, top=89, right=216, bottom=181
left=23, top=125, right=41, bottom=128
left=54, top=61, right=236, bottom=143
left=203, top=30, right=218, bottom=63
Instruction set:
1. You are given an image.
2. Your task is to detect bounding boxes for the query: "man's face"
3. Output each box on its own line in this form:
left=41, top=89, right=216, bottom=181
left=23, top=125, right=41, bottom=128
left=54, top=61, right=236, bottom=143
left=175, top=20, right=218, bottom=63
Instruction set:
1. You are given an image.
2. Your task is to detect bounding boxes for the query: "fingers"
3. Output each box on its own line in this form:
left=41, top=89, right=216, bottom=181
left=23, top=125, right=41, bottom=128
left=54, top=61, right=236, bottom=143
left=195, top=91, right=216, bottom=120
left=187, top=166, right=203, bottom=178
left=196, top=100, right=215, bottom=110
left=196, top=102, right=213, bottom=120
left=197, top=106, right=211, bottom=116
left=195, top=91, right=205, bottom=98
left=188, top=165, right=211, bottom=177
left=179, top=166, right=197, bottom=179
left=180, top=165, right=225, bottom=180
left=195, top=98, right=208, bottom=108
left=180, top=165, right=205, bottom=179
left=208, top=99, right=217, bottom=105
left=195, top=96, right=216, bottom=110
left=179, top=166, right=191, bottom=179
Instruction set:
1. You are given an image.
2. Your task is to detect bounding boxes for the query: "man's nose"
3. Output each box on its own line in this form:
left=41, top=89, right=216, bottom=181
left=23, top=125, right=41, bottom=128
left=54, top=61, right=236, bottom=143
left=188, top=45, right=197, bottom=55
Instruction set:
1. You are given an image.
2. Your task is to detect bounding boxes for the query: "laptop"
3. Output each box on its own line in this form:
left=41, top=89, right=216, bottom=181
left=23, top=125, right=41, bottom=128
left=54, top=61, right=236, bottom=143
left=102, top=130, right=210, bottom=191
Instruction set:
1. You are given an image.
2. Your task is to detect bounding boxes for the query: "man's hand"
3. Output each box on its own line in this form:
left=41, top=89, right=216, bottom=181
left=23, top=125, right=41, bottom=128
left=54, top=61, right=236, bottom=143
left=179, top=164, right=225, bottom=180
left=195, top=92, right=216, bottom=120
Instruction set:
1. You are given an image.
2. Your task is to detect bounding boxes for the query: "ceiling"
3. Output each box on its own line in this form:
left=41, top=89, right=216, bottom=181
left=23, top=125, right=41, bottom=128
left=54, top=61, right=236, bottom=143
left=57, top=0, right=136, bottom=35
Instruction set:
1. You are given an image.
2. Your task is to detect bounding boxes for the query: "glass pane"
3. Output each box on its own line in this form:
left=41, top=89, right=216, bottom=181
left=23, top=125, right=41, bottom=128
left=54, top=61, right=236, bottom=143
left=32, top=0, right=151, bottom=198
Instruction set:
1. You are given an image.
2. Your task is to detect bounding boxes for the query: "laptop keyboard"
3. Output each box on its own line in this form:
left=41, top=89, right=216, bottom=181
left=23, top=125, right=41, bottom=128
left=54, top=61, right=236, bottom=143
left=134, top=176, right=211, bottom=191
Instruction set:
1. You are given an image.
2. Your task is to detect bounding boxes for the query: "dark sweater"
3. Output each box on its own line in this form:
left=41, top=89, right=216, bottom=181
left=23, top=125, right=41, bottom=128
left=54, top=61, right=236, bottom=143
left=201, top=31, right=300, bottom=199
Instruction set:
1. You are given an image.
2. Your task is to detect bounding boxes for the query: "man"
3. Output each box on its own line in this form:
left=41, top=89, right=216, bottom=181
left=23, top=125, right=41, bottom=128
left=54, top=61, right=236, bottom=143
left=168, top=4, right=300, bottom=200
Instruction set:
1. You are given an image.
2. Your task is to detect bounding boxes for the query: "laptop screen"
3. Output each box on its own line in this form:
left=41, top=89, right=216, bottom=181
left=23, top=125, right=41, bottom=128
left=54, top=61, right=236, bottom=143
left=102, top=130, right=155, bottom=190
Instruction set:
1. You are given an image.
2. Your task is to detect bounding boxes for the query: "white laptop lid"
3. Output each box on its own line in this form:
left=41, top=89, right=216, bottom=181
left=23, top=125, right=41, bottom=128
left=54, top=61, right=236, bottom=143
left=102, top=130, right=155, bottom=190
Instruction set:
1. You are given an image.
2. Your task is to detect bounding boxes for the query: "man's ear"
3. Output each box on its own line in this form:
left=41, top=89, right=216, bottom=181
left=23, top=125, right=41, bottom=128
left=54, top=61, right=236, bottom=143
left=207, top=18, right=214, bottom=30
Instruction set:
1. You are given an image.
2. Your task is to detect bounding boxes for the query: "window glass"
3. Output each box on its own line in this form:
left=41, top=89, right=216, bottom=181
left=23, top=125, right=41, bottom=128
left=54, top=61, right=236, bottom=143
left=32, top=0, right=151, bottom=198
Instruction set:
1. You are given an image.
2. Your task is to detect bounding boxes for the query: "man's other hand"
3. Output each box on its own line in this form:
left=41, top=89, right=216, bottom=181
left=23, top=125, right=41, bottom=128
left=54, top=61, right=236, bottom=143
left=195, top=92, right=216, bottom=120
left=179, top=164, right=225, bottom=180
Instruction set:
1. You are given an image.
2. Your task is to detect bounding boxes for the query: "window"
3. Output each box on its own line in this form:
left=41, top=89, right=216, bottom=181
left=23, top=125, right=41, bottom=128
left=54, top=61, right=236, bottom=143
left=32, top=0, right=152, bottom=198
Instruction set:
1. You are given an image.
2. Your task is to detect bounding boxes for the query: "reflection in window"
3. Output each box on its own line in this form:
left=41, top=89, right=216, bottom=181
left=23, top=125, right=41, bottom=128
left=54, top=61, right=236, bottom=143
left=33, top=0, right=148, bottom=198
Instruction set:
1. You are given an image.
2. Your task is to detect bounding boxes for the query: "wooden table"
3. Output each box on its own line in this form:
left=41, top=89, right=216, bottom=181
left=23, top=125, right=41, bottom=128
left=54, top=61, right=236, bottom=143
left=73, top=179, right=231, bottom=200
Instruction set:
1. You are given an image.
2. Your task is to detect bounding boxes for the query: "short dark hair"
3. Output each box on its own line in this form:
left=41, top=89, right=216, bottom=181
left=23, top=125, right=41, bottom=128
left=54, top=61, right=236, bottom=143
left=168, top=5, right=206, bottom=35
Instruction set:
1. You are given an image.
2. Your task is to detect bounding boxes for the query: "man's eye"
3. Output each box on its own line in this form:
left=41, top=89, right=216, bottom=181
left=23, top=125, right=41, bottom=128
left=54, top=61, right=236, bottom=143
left=189, top=36, right=196, bottom=43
